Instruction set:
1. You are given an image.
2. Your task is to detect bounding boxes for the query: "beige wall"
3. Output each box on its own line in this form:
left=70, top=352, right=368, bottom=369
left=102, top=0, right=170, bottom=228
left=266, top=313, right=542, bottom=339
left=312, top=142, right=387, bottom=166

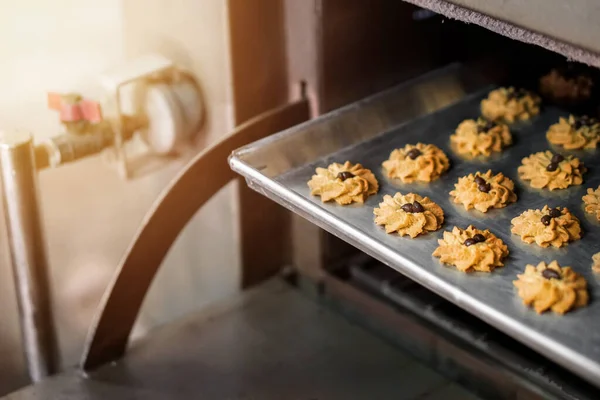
left=0, top=0, right=239, bottom=395
left=0, top=0, right=125, bottom=139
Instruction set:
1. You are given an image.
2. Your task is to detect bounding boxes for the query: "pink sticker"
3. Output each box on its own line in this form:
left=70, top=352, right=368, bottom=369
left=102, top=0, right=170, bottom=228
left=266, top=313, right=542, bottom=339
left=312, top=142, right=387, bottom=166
left=80, top=100, right=103, bottom=123
left=59, top=104, right=83, bottom=122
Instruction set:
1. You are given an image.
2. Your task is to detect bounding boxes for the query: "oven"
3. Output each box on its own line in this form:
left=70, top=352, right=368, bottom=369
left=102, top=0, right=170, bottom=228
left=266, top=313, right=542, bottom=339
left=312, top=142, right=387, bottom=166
left=2, top=1, right=600, bottom=399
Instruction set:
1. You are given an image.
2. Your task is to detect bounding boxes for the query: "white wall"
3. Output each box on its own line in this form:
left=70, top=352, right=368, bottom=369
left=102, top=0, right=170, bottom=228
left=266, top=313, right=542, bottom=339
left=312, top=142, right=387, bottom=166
left=0, top=0, right=125, bottom=139
left=0, top=0, right=239, bottom=395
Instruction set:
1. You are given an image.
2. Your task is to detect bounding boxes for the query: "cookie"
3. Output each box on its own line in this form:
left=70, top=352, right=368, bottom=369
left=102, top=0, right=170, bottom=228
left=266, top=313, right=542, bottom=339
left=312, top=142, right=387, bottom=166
left=307, top=161, right=378, bottom=205
left=546, top=115, right=600, bottom=150
left=450, top=170, right=516, bottom=213
left=513, top=260, right=588, bottom=315
left=593, top=253, right=600, bottom=273
left=510, top=206, right=581, bottom=248
left=382, top=143, right=449, bottom=183
left=481, top=87, right=541, bottom=123
left=373, top=192, right=444, bottom=238
left=518, top=151, right=585, bottom=190
left=450, top=118, right=512, bottom=157
left=583, top=186, right=600, bottom=221
left=539, top=67, right=593, bottom=105
left=432, top=225, right=508, bottom=273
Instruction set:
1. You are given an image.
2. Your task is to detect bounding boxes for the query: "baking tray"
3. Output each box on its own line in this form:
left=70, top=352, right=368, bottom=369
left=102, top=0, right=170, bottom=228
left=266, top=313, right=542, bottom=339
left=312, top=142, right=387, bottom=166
left=229, top=63, right=600, bottom=386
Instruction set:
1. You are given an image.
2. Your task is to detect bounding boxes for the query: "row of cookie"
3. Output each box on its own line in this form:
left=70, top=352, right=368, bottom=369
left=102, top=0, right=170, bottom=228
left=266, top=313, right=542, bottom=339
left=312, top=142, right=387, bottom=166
left=457, top=87, right=599, bottom=157
left=311, top=152, right=589, bottom=214
left=452, top=168, right=600, bottom=214
left=306, top=161, right=595, bottom=249
left=308, top=160, right=600, bottom=221
left=381, top=205, right=590, bottom=316
left=389, top=142, right=587, bottom=191
left=384, top=203, right=592, bottom=316
left=492, top=65, right=598, bottom=120
left=437, top=227, right=590, bottom=315
left=452, top=113, right=600, bottom=159
left=307, top=162, right=596, bottom=315
left=374, top=191, right=583, bottom=249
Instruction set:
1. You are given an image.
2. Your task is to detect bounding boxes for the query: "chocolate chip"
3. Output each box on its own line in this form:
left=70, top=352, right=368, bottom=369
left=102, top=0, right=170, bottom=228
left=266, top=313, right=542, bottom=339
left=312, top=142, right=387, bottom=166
left=337, top=171, right=355, bottom=181
left=477, top=120, right=496, bottom=133
left=474, top=176, right=486, bottom=185
left=541, top=215, right=552, bottom=226
left=546, top=162, right=558, bottom=172
left=572, top=116, right=596, bottom=130
left=464, top=238, right=477, bottom=247
left=542, top=269, right=561, bottom=280
left=478, top=183, right=491, bottom=193
left=551, top=154, right=564, bottom=164
left=472, top=233, right=486, bottom=243
left=401, top=203, right=414, bottom=213
left=507, top=88, right=527, bottom=100
left=412, top=201, right=425, bottom=213
left=406, top=148, right=421, bottom=159
left=548, top=208, right=562, bottom=218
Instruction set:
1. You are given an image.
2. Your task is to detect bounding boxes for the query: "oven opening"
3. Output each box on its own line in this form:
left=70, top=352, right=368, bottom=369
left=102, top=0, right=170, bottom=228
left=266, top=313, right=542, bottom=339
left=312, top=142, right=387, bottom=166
left=236, top=2, right=600, bottom=398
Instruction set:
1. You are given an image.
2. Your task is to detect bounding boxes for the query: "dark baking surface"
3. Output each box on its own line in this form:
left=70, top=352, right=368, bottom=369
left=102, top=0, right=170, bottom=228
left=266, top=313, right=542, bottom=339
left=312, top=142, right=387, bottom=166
left=403, top=0, right=600, bottom=68
left=276, top=87, right=600, bottom=386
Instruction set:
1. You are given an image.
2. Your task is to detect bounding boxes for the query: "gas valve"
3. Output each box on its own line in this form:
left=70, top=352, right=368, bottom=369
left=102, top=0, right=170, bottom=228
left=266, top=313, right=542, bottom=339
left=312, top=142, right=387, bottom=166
left=40, top=54, right=203, bottom=179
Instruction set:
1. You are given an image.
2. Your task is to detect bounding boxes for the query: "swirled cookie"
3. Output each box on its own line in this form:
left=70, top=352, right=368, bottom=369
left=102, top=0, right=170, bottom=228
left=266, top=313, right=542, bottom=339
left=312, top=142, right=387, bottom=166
left=510, top=206, right=581, bottom=248
left=373, top=192, right=444, bottom=238
left=546, top=115, right=600, bottom=150
left=307, top=161, right=378, bottom=205
left=592, top=253, right=600, bottom=273
left=539, top=67, right=593, bottom=105
left=432, top=225, right=508, bottom=273
left=450, top=170, right=517, bottom=213
left=513, top=260, right=588, bottom=315
left=518, top=151, right=585, bottom=190
left=450, top=118, right=512, bottom=157
left=382, top=143, right=450, bottom=183
left=481, top=87, right=541, bottom=123
left=583, top=186, right=600, bottom=221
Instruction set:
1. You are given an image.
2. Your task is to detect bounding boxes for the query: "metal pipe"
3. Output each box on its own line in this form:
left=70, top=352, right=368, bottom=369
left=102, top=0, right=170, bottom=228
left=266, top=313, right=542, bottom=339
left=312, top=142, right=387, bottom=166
left=39, top=129, right=115, bottom=169
left=34, top=115, right=146, bottom=171
left=0, top=131, right=57, bottom=381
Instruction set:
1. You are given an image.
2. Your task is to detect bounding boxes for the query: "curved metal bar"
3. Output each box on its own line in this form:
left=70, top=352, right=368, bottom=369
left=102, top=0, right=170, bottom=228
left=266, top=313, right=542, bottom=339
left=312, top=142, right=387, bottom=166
left=81, top=100, right=310, bottom=370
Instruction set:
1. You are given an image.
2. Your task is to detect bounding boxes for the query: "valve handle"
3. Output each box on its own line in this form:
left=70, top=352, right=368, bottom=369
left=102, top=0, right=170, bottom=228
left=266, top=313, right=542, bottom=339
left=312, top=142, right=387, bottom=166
left=47, top=92, right=103, bottom=123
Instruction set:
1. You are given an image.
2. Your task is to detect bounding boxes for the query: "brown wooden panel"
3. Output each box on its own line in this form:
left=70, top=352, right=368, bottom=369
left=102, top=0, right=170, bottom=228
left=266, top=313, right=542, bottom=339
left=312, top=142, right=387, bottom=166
left=228, top=0, right=289, bottom=125
left=318, top=0, right=441, bottom=112
left=228, top=0, right=294, bottom=287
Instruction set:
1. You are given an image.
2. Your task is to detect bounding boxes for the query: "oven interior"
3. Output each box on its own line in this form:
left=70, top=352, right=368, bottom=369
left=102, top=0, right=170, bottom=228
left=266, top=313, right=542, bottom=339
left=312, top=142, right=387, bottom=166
left=239, top=2, right=600, bottom=399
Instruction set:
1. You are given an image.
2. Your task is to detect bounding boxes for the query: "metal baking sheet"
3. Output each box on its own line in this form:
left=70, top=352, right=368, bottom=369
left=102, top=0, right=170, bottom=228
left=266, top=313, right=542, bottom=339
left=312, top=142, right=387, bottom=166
left=229, top=64, right=600, bottom=386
